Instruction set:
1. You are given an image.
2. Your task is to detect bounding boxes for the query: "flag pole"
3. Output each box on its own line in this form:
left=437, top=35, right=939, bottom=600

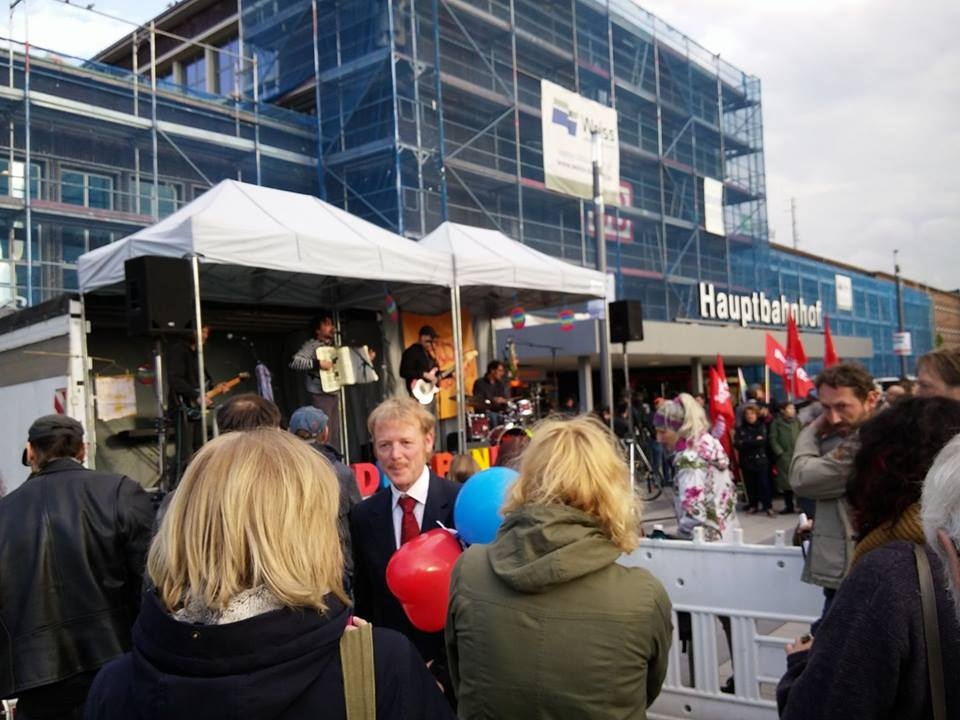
left=765, top=364, right=770, bottom=402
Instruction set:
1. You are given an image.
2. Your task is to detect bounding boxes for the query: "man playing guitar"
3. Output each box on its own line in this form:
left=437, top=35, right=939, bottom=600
left=400, top=325, right=440, bottom=401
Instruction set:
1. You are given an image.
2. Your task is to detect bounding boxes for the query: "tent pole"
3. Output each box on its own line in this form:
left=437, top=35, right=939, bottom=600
left=191, top=254, right=208, bottom=446
left=450, top=281, right=466, bottom=453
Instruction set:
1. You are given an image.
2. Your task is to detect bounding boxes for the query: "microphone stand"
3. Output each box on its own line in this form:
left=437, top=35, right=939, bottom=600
left=514, top=340, right=564, bottom=409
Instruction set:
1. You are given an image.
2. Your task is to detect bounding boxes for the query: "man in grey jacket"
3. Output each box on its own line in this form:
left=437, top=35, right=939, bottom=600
left=789, top=363, right=879, bottom=615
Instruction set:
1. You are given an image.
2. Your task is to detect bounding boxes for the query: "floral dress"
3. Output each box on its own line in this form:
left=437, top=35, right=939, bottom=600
left=672, top=431, right=738, bottom=542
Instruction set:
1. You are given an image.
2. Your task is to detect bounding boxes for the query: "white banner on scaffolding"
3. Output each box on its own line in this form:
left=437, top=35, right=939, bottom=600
left=703, top=177, right=725, bottom=236
left=540, top=79, right=620, bottom=206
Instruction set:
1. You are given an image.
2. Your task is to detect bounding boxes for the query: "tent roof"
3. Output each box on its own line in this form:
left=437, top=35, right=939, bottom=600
left=419, top=221, right=608, bottom=315
left=77, top=180, right=455, bottom=313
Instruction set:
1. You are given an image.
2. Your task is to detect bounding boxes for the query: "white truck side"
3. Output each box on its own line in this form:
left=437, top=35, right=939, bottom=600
left=0, top=297, right=92, bottom=494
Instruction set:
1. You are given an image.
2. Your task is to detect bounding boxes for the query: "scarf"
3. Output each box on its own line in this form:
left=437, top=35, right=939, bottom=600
left=173, top=585, right=284, bottom=626
left=851, top=502, right=924, bottom=567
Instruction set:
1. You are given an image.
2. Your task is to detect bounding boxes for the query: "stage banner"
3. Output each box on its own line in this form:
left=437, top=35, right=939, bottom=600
left=94, top=373, right=137, bottom=422
left=402, top=310, right=477, bottom=421
left=540, top=79, right=620, bottom=206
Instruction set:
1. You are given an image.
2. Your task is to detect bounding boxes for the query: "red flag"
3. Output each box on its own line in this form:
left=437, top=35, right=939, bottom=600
left=795, top=365, right=816, bottom=398
left=823, top=314, right=839, bottom=368
left=786, top=310, right=808, bottom=368
left=708, top=365, right=734, bottom=457
left=765, top=334, right=787, bottom=377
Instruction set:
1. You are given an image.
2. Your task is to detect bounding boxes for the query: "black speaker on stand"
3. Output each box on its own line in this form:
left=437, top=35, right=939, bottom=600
left=609, top=300, right=644, bottom=344
left=124, top=256, right=195, bottom=337
left=124, top=256, right=196, bottom=493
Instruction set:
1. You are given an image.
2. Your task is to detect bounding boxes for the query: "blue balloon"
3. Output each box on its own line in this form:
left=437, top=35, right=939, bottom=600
left=454, top=466, right=518, bottom=545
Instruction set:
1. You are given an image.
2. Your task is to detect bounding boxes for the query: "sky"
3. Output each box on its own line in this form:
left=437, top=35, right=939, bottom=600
left=15, top=0, right=960, bottom=290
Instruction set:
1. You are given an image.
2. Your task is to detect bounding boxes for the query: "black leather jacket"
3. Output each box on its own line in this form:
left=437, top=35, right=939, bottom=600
left=0, top=458, right=155, bottom=697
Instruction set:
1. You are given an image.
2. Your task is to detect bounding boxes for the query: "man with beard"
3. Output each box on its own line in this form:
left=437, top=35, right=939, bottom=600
left=789, top=363, right=879, bottom=617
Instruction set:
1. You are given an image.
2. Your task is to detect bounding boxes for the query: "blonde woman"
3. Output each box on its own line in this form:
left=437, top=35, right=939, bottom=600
left=654, top=393, right=738, bottom=542
left=445, top=415, right=672, bottom=719
left=85, top=429, right=452, bottom=720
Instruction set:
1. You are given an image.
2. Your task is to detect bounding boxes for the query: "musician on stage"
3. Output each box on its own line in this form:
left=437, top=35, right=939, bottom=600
left=400, top=325, right=440, bottom=399
left=290, top=312, right=342, bottom=451
left=167, top=325, right=226, bottom=477
left=473, top=360, right=510, bottom=426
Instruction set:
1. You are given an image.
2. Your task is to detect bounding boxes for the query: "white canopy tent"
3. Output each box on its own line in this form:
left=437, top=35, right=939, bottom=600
left=78, top=179, right=455, bottom=312
left=420, top=221, right=610, bottom=425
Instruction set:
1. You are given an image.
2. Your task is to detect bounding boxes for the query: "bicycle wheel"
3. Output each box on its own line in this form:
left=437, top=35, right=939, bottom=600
left=636, top=467, right=663, bottom=502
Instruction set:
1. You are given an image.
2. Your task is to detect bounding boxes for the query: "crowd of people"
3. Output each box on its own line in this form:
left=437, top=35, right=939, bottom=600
left=0, top=346, right=959, bottom=719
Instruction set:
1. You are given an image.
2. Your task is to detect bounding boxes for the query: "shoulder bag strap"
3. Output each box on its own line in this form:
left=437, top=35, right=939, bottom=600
left=340, top=622, right=376, bottom=720
left=914, top=543, right=946, bottom=720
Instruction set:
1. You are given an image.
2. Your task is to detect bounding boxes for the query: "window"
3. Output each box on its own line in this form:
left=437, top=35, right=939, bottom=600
left=184, top=54, right=207, bottom=94
left=218, top=38, right=240, bottom=95
left=139, top=181, right=180, bottom=218
left=0, top=159, right=42, bottom=199
left=61, top=169, right=114, bottom=210
left=61, top=228, right=114, bottom=264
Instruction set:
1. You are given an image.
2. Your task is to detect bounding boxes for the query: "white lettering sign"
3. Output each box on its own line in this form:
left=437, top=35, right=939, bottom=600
left=893, top=331, right=912, bottom=356
left=698, top=283, right=823, bottom=329
left=835, top=274, right=853, bottom=312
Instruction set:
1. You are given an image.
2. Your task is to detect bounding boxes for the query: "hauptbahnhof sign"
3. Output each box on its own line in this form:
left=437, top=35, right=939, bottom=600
left=699, top=283, right=823, bottom=329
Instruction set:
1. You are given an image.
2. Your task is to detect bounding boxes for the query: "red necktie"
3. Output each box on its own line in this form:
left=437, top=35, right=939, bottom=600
left=398, top=495, right=420, bottom=545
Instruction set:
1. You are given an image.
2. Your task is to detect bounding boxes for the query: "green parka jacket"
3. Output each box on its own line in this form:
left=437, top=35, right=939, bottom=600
left=769, top=415, right=801, bottom=492
left=445, top=504, right=672, bottom=720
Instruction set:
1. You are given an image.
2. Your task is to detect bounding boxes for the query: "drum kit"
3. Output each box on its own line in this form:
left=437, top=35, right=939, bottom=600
left=465, top=392, right=543, bottom=444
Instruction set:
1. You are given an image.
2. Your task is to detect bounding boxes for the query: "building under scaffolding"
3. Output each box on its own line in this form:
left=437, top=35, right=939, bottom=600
left=0, top=14, right=317, bottom=308
left=0, top=0, right=933, bottom=379
left=238, top=0, right=930, bottom=377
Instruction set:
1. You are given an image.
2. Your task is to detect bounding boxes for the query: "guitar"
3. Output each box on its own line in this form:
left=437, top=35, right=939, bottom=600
left=410, top=350, right=479, bottom=405
left=315, top=345, right=379, bottom=393
left=185, top=372, right=250, bottom=420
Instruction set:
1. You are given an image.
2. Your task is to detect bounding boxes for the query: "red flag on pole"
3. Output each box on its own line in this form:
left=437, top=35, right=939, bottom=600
left=708, top=364, right=734, bottom=457
left=765, top=334, right=787, bottom=377
left=786, top=310, right=811, bottom=398
left=823, top=314, right=839, bottom=368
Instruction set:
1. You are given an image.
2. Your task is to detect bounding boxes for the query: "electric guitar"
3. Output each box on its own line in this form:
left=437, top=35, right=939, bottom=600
left=185, top=372, right=250, bottom=420
left=410, top=350, right=479, bottom=405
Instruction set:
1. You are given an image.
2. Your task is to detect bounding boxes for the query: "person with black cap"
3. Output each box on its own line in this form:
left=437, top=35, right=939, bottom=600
left=399, top=325, right=440, bottom=400
left=0, top=414, right=155, bottom=719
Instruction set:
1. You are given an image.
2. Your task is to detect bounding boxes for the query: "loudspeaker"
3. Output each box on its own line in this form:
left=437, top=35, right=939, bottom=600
left=124, top=256, right=195, bottom=336
left=609, top=300, right=644, bottom=344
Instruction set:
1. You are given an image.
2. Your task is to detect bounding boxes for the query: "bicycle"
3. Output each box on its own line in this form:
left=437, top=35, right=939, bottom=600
left=621, top=431, right=665, bottom=502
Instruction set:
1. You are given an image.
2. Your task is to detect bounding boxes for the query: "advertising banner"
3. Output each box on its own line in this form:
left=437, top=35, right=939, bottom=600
left=703, top=177, right=725, bottom=236
left=540, top=79, right=620, bottom=206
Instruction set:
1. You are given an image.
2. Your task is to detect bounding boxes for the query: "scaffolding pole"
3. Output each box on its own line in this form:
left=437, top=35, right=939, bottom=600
left=432, top=0, right=448, bottom=221
left=150, top=21, right=160, bottom=221
left=311, top=0, right=326, bottom=199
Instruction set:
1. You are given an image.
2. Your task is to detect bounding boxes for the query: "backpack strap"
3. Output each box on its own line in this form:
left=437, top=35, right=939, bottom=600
left=914, top=543, right=946, bottom=720
left=340, top=621, right=376, bottom=720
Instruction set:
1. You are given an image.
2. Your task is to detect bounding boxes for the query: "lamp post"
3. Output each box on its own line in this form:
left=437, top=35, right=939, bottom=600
left=894, top=249, right=908, bottom=378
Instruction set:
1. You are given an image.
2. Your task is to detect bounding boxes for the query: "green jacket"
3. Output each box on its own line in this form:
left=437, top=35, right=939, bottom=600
left=445, top=504, right=672, bottom=720
left=769, top=416, right=801, bottom=491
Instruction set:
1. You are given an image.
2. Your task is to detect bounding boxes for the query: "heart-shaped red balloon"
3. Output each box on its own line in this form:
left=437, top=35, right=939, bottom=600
left=385, top=528, right=463, bottom=632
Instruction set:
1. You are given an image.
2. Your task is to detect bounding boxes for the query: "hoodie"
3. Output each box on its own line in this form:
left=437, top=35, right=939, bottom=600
left=84, top=591, right=452, bottom=720
left=445, top=504, right=673, bottom=720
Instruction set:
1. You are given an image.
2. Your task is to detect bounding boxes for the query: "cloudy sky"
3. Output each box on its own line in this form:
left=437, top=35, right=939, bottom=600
left=15, top=0, right=959, bottom=290
left=639, top=0, right=960, bottom=291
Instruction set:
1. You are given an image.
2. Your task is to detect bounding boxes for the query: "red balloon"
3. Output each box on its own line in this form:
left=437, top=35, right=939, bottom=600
left=385, top=528, right=463, bottom=632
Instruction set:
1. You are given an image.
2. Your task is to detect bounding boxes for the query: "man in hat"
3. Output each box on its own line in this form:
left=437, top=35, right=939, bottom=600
left=400, top=325, right=440, bottom=400
left=0, top=415, right=155, bottom=718
left=288, top=405, right=362, bottom=589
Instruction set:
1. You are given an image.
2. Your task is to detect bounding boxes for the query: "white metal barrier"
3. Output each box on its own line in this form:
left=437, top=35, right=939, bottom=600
left=620, top=528, right=823, bottom=720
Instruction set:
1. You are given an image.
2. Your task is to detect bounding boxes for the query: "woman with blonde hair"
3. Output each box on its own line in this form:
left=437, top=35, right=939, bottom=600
left=85, top=429, right=452, bottom=720
left=446, top=415, right=672, bottom=719
left=654, top=393, right=738, bottom=541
